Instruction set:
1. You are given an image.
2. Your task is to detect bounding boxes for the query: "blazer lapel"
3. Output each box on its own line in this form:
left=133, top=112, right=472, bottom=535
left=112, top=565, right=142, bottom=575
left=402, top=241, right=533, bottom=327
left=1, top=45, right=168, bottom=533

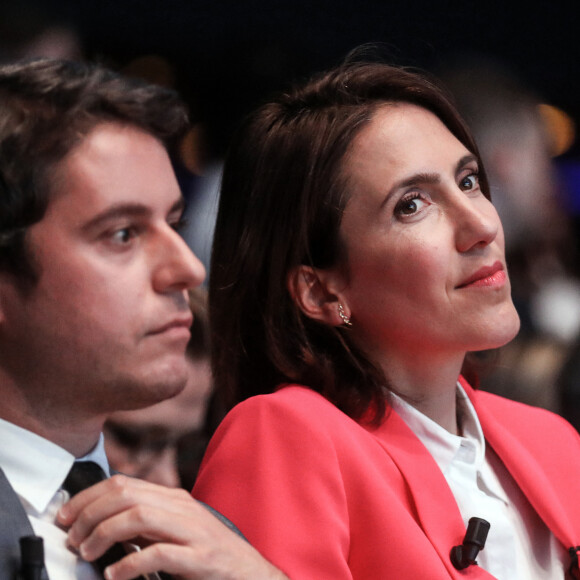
left=470, top=390, right=577, bottom=548
left=374, top=409, right=496, bottom=578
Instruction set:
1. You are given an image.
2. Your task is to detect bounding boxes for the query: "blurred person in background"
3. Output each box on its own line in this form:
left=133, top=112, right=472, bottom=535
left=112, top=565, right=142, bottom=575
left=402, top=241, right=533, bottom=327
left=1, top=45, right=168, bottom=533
left=439, top=56, right=580, bottom=412
left=0, top=1, right=83, bottom=63
left=105, top=288, right=212, bottom=489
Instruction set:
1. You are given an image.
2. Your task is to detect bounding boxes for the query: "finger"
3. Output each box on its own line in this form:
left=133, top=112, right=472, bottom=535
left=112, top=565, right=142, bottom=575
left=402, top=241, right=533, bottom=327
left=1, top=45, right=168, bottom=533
left=61, top=477, right=194, bottom=546
left=78, top=505, right=284, bottom=580
left=104, top=538, right=275, bottom=580
left=78, top=504, right=187, bottom=561
left=77, top=500, right=232, bottom=561
left=102, top=543, right=194, bottom=580
left=59, top=475, right=181, bottom=524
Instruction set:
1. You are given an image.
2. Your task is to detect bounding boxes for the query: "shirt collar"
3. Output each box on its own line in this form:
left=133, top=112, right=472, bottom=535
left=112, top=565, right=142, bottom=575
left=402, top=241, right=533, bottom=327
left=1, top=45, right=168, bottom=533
left=0, top=418, right=110, bottom=513
left=390, top=382, right=486, bottom=476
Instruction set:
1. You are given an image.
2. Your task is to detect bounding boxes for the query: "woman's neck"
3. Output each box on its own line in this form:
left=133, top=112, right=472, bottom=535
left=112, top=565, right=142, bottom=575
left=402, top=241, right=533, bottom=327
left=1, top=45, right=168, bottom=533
left=382, top=351, right=466, bottom=435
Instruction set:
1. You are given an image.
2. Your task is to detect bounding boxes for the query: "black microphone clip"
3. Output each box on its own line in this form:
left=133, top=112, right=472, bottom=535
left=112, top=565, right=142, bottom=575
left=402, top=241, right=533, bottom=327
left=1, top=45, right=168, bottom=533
left=450, top=517, right=490, bottom=570
left=19, top=535, right=45, bottom=580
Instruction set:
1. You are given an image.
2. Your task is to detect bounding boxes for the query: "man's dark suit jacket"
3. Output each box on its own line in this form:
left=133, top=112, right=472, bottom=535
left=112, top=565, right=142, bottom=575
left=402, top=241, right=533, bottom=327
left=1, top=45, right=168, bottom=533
left=0, top=467, right=49, bottom=579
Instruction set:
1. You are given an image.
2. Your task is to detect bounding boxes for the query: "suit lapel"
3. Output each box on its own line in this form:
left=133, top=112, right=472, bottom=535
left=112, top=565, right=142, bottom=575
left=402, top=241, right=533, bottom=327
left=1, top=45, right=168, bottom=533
left=0, top=466, right=49, bottom=579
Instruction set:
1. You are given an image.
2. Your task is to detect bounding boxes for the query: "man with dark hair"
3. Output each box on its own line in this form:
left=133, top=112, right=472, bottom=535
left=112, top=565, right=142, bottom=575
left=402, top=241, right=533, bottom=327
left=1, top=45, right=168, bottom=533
left=0, top=58, right=286, bottom=580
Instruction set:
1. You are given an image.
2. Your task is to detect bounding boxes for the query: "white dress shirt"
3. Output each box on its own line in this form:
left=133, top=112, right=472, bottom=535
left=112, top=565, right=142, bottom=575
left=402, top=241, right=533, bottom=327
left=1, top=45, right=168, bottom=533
left=0, top=417, right=110, bottom=580
left=390, top=384, right=566, bottom=580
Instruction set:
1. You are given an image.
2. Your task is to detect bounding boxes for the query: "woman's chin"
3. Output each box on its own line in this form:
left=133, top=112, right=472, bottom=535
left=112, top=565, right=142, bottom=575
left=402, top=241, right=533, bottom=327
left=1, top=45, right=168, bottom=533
left=480, top=306, right=522, bottom=351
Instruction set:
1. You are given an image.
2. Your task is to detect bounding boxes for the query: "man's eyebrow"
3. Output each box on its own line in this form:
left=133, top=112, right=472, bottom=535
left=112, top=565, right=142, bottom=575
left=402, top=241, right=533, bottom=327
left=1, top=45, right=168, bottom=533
left=80, top=203, right=152, bottom=232
left=81, top=198, right=186, bottom=232
left=381, top=154, right=478, bottom=207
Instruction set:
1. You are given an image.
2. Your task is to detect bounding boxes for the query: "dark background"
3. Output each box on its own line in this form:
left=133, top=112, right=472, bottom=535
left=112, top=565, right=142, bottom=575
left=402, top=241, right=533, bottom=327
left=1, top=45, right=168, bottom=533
left=33, top=0, right=580, bottom=160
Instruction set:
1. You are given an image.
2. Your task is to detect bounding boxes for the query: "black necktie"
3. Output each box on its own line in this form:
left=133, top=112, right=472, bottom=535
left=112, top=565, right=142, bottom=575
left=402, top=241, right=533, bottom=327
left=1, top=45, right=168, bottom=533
left=62, top=460, right=108, bottom=497
left=62, top=462, right=172, bottom=580
left=62, top=461, right=131, bottom=578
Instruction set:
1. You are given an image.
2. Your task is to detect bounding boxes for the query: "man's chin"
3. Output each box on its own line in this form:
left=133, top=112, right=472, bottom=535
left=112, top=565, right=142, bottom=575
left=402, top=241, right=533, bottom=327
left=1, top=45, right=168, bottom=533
left=113, top=364, right=189, bottom=411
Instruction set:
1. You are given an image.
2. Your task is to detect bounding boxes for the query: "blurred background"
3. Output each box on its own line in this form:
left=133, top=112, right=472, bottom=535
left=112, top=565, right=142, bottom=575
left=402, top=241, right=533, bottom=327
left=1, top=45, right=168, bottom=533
left=4, top=0, right=580, bottom=482
left=3, top=1, right=579, bottom=162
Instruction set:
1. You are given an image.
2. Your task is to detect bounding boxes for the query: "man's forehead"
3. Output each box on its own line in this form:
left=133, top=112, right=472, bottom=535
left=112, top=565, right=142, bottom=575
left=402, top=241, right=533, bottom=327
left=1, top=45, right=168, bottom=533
left=45, top=122, right=181, bottom=218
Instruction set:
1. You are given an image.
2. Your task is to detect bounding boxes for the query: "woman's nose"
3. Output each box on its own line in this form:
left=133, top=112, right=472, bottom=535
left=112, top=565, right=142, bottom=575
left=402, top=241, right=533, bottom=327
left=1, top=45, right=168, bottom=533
left=453, top=195, right=500, bottom=253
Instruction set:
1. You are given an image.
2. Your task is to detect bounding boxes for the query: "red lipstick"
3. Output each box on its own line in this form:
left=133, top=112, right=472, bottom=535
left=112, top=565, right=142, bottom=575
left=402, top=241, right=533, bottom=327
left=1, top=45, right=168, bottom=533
left=457, top=262, right=506, bottom=289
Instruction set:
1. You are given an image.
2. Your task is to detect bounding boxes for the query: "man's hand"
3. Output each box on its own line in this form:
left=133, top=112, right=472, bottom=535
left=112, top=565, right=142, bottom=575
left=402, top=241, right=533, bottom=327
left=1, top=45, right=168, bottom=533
left=57, top=475, right=288, bottom=580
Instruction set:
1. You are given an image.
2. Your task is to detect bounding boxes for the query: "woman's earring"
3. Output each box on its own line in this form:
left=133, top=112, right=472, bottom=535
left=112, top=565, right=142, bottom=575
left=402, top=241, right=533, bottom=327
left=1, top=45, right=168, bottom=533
left=338, top=304, right=352, bottom=327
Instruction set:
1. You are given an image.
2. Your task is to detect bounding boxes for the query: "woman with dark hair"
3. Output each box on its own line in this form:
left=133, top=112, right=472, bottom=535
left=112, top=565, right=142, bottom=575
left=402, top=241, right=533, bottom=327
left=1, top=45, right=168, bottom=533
left=193, top=60, right=580, bottom=579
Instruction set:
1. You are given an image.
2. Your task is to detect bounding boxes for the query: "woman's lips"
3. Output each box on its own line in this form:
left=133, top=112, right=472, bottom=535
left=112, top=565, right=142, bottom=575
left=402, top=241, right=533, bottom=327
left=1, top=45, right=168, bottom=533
left=457, top=262, right=506, bottom=288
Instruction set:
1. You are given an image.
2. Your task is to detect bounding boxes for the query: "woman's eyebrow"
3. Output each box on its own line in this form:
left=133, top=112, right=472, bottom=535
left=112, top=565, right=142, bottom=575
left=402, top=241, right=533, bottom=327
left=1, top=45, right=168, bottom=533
left=455, top=154, right=478, bottom=176
left=381, top=153, right=479, bottom=208
left=381, top=172, right=440, bottom=208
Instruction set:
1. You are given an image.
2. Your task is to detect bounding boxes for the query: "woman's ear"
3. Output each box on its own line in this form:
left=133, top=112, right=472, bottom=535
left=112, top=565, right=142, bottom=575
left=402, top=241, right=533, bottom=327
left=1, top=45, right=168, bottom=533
left=287, top=265, right=348, bottom=327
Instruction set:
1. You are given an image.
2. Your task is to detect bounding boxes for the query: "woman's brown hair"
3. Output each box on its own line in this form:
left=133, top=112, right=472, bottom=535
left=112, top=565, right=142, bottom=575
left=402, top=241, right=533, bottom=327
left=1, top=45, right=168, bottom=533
left=210, top=59, right=489, bottom=422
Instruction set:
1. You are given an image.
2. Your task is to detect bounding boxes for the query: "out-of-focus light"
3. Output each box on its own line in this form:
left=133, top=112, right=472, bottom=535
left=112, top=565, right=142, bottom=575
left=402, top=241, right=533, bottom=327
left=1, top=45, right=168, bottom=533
left=179, top=125, right=207, bottom=176
left=122, top=55, right=175, bottom=87
left=538, top=103, right=576, bottom=157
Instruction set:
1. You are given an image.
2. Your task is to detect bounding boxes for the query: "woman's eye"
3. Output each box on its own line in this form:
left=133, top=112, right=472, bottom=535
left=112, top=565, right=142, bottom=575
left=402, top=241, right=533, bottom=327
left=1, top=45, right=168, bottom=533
left=395, top=194, right=428, bottom=216
left=460, top=173, right=479, bottom=191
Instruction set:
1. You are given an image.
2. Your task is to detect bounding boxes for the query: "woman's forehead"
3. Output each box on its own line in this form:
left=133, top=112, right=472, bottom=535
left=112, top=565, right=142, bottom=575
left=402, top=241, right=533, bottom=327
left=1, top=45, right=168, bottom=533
left=344, top=104, right=470, bottom=184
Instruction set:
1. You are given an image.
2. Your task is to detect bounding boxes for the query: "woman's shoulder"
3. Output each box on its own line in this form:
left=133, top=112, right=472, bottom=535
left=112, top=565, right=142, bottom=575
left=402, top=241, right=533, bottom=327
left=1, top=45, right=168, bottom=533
left=226, top=384, right=354, bottom=426
left=215, top=385, right=374, bottom=451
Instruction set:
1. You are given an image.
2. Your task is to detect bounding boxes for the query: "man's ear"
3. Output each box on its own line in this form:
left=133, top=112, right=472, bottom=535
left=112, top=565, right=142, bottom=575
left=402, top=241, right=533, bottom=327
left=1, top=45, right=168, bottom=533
left=287, top=265, right=348, bottom=327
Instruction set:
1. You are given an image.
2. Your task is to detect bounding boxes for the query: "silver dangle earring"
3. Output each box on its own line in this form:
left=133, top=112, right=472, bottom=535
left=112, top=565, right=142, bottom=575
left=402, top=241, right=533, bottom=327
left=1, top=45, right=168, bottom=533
left=338, top=303, right=352, bottom=327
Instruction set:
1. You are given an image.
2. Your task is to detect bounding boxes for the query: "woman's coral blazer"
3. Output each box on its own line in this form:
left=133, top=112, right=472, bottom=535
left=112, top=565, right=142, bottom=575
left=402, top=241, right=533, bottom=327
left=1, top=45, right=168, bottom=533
left=194, top=378, right=580, bottom=579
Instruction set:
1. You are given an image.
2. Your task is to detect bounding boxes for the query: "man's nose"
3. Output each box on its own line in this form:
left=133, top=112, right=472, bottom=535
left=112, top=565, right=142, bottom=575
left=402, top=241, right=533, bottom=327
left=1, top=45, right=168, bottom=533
left=152, top=226, right=206, bottom=293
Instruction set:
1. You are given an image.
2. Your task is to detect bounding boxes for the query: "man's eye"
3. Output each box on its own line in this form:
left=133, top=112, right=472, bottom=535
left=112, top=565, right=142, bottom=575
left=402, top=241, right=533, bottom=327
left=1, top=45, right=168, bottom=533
left=111, top=227, right=134, bottom=244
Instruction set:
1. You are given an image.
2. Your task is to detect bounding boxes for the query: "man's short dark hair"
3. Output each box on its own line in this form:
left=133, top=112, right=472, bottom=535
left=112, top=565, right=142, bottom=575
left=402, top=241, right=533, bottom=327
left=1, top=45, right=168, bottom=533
left=0, top=58, right=189, bottom=282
